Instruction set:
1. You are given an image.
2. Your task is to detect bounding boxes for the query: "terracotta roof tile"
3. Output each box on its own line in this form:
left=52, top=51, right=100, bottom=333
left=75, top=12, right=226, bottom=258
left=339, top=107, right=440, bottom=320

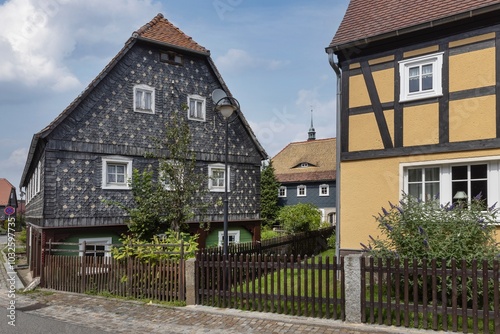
left=330, top=0, right=500, bottom=48
left=135, top=13, right=209, bottom=55
left=272, top=138, right=336, bottom=183
left=0, top=178, right=15, bottom=206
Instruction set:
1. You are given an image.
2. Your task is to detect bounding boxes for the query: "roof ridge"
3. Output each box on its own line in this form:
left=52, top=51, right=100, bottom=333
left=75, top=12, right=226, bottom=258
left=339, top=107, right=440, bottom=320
left=133, top=13, right=165, bottom=36
left=134, top=13, right=208, bottom=54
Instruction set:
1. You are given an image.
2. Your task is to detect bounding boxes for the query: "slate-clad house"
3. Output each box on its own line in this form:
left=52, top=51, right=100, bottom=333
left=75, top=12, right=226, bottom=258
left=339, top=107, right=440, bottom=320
left=0, top=178, right=17, bottom=220
left=272, top=130, right=336, bottom=224
left=327, top=0, right=500, bottom=254
left=21, top=14, right=267, bottom=276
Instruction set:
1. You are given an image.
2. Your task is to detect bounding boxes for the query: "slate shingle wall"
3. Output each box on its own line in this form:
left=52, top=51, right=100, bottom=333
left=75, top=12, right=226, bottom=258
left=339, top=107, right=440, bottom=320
left=37, top=41, right=261, bottom=227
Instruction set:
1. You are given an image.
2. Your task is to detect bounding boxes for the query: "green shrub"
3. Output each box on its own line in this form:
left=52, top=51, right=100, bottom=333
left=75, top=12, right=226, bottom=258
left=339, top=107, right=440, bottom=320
left=277, top=203, right=321, bottom=234
left=112, top=231, right=198, bottom=262
left=365, top=194, right=500, bottom=308
left=365, top=194, right=500, bottom=261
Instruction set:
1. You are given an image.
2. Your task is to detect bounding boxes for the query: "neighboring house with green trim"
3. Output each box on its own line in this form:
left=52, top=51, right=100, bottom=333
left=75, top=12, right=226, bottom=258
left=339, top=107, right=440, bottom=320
left=21, top=14, right=267, bottom=277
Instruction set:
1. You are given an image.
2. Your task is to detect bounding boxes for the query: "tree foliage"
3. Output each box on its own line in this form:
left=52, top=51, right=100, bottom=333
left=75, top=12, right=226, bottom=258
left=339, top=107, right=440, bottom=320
left=108, top=109, right=208, bottom=241
left=364, top=194, right=500, bottom=261
left=260, top=160, right=280, bottom=227
left=277, top=203, right=321, bottom=234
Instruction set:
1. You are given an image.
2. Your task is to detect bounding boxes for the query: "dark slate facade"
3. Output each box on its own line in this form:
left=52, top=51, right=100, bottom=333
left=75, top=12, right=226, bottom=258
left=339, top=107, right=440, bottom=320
left=21, top=14, right=267, bottom=275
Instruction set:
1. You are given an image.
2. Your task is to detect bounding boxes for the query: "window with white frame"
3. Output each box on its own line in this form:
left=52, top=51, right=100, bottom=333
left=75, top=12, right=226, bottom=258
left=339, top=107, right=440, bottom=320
left=297, top=185, right=306, bottom=197
left=399, top=52, right=443, bottom=102
left=79, top=237, right=112, bottom=258
left=187, top=94, right=206, bottom=121
left=134, top=84, right=155, bottom=113
left=26, top=160, right=42, bottom=204
left=102, top=157, right=132, bottom=190
left=159, top=160, right=184, bottom=191
left=402, top=158, right=500, bottom=212
left=407, top=167, right=440, bottom=201
left=209, top=164, right=229, bottom=192
left=218, top=230, right=240, bottom=246
left=319, top=184, right=329, bottom=196
left=278, top=186, right=287, bottom=197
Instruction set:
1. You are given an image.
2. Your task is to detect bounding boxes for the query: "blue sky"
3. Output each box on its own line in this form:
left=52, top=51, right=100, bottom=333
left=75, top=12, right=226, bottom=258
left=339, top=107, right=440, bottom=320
left=0, top=0, right=349, bottom=191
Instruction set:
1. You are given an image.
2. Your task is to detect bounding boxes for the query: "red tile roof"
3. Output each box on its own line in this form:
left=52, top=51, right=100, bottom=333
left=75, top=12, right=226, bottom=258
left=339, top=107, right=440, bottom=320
left=0, top=178, right=15, bottom=206
left=330, top=0, right=500, bottom=49
left=135, top=13, right=209, bottom=55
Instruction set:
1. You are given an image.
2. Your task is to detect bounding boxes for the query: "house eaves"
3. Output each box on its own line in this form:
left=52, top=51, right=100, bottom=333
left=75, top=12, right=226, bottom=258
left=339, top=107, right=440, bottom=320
left=327, top=1, right=500, bottom=52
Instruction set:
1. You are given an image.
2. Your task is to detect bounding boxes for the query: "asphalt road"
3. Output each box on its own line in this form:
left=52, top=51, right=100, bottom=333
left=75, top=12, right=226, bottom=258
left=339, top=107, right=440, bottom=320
left=0, top=310, right=110, bottom=334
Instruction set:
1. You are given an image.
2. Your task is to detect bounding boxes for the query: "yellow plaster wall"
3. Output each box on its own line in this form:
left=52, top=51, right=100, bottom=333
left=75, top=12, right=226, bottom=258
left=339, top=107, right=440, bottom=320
left=349, top=74, right=370, bottom=108
left=403, top=103, right=439, bottom=146
left=349, top=109, right=394, bottom=151
left=373, top=68, right=394, bottom=104
left=340, top=149, right=500, bottom=250
left=449, top=47, right=495, bottom=92
left=449, top=95, right=496, bottom=142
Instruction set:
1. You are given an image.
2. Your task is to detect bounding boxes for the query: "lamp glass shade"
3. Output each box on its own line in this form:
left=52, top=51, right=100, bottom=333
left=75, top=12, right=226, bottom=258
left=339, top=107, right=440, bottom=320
left=217, top=103, right=236, bottom=119
left=453, top=191, right=468, bottom=200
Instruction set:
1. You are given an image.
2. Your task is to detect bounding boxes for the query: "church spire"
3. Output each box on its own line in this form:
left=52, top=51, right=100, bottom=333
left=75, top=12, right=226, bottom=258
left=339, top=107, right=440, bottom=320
left=308, top=108, right=316, bottom=141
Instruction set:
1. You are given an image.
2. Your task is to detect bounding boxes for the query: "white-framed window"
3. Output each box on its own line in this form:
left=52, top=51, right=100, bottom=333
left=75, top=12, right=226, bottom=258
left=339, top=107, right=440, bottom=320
left=79, top=237, right=112, bottom=258
left=26, top=160, right=42, bottom=204
left=159, top=160, right=184, bottom=191
left=401, top=157, right=500, bottom=212
left=134, top=84, right=155, bottom=113
left=102, top=157, right=133, bottom=190
left=218, top=230, right=240, bottom=246
left=278, top=186, right=287, bottom=198
left=399, top=52, right=443, bottom=102
left=297, top=185, right=306, bottom=197
left=407, top=167, right=440, bottom=201
left=209, top=163, right=229, bottom=192
left=187, top=94, right=206, bottom=121
left=319, top=184, right=329, bottom=196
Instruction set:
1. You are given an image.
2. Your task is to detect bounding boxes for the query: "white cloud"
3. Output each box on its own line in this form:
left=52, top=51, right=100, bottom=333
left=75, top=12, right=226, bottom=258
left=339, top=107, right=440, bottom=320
left=216, top=48, right=289, bottom=73
left=0, top=147, right=28, bottom=186
left=0, top=0, right=161, bottom=92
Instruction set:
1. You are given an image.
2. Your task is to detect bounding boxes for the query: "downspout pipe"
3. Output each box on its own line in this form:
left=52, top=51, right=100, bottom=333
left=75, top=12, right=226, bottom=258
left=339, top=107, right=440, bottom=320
left=327, top=49, right=342, bottom=264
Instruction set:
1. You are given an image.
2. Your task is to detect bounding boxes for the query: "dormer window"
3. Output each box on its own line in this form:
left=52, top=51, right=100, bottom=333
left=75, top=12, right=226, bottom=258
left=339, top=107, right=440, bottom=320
left=292, top=162, right=315, bottom=169
left=134, top=84, right=155, bottom=113
left=160, top=51, right=183, bottom=65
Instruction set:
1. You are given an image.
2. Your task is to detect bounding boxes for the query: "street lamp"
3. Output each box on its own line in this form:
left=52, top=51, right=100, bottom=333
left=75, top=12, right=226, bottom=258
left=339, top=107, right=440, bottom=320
left=214, top=94, right=239, bottom=256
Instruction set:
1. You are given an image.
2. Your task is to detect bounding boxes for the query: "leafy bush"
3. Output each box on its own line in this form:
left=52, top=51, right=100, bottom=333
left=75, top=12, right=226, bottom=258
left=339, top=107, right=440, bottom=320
left=365, top=194, right=500, bottom=308
left=364, top=195, right=500, bottom=261
left=260, top=225, right=280, bottom=240
left=112, top=231, right=198, bottom=262
left=277, top=203, right=321, bottom=234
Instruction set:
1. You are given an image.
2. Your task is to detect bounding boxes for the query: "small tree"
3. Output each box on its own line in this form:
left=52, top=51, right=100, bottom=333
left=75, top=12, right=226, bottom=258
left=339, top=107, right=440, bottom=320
left=364, top=194, right=500, bottom=261
left=260, top=160, right=280, bottom=227
left=277, top=203, right=321, bottom=234
left=108, top=109, right=208, bottom=241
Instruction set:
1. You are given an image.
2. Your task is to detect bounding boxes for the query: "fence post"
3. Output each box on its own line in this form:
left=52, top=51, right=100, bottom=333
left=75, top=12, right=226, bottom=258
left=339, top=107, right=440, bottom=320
left=344, top=254, right=363, bottom=323
left=185, top=258, right=196, bottom=305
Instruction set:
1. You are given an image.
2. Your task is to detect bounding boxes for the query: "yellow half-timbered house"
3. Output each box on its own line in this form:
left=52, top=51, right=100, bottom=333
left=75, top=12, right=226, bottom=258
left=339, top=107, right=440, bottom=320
left=326, top=0, right=500, bottom=253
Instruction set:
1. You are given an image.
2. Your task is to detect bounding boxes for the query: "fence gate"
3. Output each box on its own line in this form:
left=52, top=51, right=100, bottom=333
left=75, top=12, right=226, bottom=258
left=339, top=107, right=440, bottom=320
left=196, top=253, right=345, bottom=320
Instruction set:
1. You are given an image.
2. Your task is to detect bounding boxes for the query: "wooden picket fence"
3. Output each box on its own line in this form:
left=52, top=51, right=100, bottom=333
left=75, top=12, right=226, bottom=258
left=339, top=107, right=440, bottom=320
left=42, top=241, right=185, bottom=302
left=195, top=252, right=345, bottom=320
left=361, top=257, right=500, bottom=333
